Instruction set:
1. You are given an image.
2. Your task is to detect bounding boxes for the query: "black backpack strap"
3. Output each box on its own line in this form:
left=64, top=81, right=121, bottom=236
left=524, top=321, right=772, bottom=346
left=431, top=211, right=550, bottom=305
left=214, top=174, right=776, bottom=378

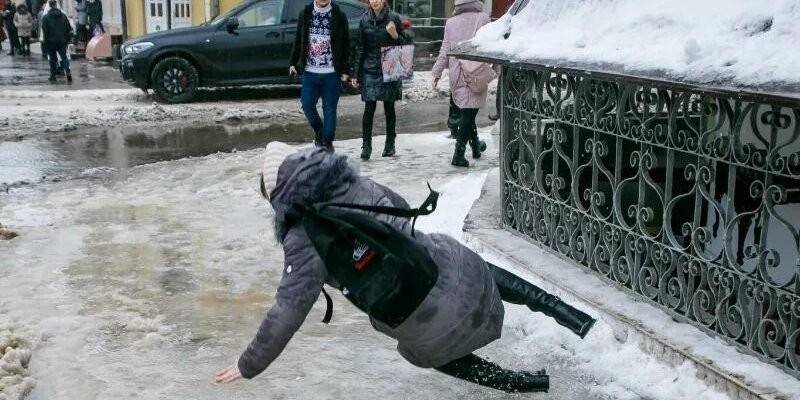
left=319, top=183, right=439, bottom=237
left=321, top=287, right=333, bottom=324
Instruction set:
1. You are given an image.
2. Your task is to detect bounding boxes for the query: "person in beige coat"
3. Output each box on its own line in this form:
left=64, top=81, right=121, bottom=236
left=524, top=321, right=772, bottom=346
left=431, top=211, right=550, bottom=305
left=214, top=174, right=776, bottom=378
left=432, top=0, right=493, bottom=167
left=12, top=3, right=32, bottom=55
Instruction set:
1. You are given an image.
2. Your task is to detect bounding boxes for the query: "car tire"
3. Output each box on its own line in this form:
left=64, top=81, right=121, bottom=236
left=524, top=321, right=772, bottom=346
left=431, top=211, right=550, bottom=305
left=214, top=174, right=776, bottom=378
left=150, top=56, right=199, bottom=103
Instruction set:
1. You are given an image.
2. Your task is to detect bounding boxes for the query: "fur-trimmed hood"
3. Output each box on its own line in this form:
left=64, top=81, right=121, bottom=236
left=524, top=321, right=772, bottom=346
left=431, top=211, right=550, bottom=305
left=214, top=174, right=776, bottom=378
left=268, top=148, right=357, bottom=241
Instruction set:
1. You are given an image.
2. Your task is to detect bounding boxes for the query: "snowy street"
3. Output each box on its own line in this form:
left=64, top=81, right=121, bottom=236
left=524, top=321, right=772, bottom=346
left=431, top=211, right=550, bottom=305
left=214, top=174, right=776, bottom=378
left=0, top=131, right=741, bottom=400
left=2, top=0, right=799, bottom=397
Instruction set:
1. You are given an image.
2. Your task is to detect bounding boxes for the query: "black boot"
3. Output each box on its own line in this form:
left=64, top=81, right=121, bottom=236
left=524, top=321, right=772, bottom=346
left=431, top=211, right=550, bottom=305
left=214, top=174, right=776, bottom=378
left=451, top=140, right=469, bottom=167
left=467, top=123, right=486, bottom=159
left=382, top=137, right=395, bottom=157
left=360, top=139, right=372, bottom=160
left=447, top=95, right=461, bottom=140
left=469, top=138, right=487, bottom=159
left=488, top=262, right=596, bottom=339
left=436, top=354, right=549, bottom=393
left=361, top=103, right=375, bottom=159
left=446, top=126, right=457, bottom=139
left=382, top=101, right=397, bottom=157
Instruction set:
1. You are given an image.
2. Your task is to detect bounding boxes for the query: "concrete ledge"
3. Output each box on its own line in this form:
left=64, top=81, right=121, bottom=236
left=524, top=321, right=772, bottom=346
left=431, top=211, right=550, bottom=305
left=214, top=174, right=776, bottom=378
left=462, top=167, right=800, bottom=400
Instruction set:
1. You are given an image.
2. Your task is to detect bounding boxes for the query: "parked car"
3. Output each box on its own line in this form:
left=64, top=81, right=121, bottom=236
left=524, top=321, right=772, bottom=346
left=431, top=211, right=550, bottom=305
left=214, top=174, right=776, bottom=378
left=119, top=0, right=412, bottom=103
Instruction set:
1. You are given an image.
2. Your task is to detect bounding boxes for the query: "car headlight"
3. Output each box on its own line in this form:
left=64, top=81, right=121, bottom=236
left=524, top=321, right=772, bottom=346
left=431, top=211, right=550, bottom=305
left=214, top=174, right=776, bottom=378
left=124, top=42, right=154, bottom=55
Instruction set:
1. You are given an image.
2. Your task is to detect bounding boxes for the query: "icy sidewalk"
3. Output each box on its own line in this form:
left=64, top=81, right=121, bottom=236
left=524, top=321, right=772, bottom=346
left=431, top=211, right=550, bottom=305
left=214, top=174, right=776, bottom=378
left=461, top=137, right=800, bottom=400
left=0, top=130, right=762, bottom=399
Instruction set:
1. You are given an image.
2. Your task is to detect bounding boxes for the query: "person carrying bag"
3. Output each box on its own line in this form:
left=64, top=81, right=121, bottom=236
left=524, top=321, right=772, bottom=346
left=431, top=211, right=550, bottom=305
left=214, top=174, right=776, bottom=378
left=432, top=0, right=496, bottom=168
left=351, top=0, right=413, bottom=161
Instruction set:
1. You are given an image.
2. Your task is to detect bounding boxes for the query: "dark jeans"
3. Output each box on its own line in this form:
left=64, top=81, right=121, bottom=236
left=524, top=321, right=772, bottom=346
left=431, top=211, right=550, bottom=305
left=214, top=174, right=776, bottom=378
left=6, top=26, right=20, bottom=53
left=20, top=37, right=30, bottom=54
left=301, top=71, right=341, bottom=144
left=457, top=108, right=479, bottom=144
left=362, top=100, right=396, bottom=141
left=46, top=43, right=70, bottom=77
left=76, top=24, right=88, bottom=43
left=447, top=95, right=461, bottom=137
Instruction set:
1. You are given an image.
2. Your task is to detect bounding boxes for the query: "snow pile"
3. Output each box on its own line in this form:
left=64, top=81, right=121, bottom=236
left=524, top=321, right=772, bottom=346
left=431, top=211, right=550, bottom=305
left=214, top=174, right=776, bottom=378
left=0, top=89, right=144, bottom=101
left=0, top=316, right=35, bottom=400
left=402, top=73, right=449, bottom=102
left=473, top=0, right=800, bottom=86
left=216, top=107, right=303, bottom=123
left=0, top=222, right=19, bottom=240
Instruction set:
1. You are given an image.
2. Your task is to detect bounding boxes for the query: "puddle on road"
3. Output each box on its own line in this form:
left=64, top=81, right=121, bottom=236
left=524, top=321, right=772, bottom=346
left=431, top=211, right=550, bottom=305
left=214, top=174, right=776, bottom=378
left=1, top=99, right=492, bottom=187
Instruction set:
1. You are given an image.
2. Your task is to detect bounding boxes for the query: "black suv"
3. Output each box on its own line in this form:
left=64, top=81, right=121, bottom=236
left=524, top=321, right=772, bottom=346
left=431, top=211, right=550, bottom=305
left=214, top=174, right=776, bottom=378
left=119, top=0, right=375, bottom=103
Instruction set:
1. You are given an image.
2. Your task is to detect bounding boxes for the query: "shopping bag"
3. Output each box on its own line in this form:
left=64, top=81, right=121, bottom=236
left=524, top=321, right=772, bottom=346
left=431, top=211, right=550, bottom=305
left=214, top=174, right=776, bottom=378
left=380, top=44, right=414, bottom=82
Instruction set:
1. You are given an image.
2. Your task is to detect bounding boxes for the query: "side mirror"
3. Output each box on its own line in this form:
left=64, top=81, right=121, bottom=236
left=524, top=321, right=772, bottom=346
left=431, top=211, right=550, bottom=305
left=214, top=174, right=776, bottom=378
left=225, top=18, right=239, bottom=33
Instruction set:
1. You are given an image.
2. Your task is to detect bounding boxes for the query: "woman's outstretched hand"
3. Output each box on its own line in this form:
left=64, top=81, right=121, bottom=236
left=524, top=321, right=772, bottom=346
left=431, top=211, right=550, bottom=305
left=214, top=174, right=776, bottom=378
left=215, top=364, right=243, bottom=384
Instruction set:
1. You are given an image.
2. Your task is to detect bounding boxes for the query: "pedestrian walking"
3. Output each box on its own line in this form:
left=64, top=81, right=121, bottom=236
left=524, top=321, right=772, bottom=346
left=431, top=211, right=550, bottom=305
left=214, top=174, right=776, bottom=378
left=0, top=13, right=7, bottom=52
left=3, top=0, right=20, bottom=55
left=74, top=0, right=86, bottom=43
left=214, top=143, right=596, bottom=393
left=446, top=94, right=460, bottom=138
left=12, top=3, right=31, bottom=55
left=85, top=0, right=101, bottom=34
left=351, top=0, right=412, bottom=160
left=288, top=0, right=350, bottom=152
left=432, top=0, right=495, bottom=167
left=41, top=0, right=72, bottom=82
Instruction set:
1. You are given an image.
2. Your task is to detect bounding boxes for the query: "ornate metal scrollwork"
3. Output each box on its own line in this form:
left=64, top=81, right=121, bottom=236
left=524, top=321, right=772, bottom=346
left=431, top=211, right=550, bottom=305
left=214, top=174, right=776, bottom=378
left=499, top=65, right=800, bottom=377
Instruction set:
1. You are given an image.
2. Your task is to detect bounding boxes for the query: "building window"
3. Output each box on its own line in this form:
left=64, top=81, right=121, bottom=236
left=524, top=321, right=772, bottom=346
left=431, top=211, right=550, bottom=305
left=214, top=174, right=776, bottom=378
left=395, top=0, right=432, bottom=19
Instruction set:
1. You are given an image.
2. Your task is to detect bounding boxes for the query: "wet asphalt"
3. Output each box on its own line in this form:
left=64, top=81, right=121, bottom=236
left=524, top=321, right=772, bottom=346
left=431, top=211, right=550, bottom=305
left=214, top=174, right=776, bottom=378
left=0, top=45, right=495, bottom=187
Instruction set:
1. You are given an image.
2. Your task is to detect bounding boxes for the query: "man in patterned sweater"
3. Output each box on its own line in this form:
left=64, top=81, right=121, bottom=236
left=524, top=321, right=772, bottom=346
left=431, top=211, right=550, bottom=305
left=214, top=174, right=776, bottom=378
left=288, top=0, right=350, bottom=152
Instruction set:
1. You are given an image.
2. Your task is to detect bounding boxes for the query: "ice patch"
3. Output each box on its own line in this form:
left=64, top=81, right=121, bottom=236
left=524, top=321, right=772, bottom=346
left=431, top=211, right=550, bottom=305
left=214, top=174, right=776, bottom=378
left=0, top=316, right=35, bottom=400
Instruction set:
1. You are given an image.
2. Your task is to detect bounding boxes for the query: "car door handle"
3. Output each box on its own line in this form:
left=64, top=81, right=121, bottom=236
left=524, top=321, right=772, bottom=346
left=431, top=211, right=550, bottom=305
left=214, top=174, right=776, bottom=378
left=265, top=32, right=280, bottom=38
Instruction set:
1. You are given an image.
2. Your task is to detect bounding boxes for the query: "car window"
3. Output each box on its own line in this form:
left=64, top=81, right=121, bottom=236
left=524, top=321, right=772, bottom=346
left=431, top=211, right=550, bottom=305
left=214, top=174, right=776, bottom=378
left=237, top=0, right=285, bottom=28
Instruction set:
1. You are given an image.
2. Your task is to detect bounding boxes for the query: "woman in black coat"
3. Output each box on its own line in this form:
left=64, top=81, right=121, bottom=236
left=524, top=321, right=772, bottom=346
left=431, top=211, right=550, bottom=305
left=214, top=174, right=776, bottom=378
left=351, top=0, right=412, bottom=160
left=86, top=0, right=102, bottom=33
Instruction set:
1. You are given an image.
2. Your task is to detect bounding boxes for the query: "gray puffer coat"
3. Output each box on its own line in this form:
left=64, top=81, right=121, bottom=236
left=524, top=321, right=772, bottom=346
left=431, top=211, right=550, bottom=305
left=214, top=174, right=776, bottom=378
left=237, top=148, right=503, bottom=379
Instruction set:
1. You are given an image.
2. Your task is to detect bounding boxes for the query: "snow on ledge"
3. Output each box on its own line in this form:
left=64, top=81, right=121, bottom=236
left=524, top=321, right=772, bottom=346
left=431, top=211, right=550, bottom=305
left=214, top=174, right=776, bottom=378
left=473, top=0, right=800, bottom=89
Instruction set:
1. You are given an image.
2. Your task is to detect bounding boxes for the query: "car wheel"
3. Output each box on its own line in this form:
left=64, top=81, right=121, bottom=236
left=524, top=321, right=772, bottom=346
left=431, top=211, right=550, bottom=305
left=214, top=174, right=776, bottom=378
left=150, top=56, right=199, bottom=103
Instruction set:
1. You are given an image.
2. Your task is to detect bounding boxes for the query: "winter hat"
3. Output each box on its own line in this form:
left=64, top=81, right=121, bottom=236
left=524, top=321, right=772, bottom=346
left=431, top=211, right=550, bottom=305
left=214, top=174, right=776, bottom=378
left=261, top=141, right=298, bottom=196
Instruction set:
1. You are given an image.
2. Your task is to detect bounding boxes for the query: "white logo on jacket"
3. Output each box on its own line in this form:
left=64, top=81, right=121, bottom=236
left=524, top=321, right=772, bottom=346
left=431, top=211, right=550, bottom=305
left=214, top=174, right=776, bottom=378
left=352, top=240, right=369, bottom=261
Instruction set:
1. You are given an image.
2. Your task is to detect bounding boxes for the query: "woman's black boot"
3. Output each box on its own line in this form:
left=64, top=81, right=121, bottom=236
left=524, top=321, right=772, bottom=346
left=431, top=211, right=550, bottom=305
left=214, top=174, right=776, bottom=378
left=451, top=141, right=469, bottom=167
left=382, top=137, right=395, bottom=157
left=382, top=101, right=397, bottom=157
left=469, top=138, right=487, bottom=159
left=467, top=124, right=486, bottom=159
left=488, top=262, right=596, bottom=339
left=361, top=139, right=372, bottom=160
left=436, top=354, right=549, bottom=393
left=361, top=102, right=375, bottom=160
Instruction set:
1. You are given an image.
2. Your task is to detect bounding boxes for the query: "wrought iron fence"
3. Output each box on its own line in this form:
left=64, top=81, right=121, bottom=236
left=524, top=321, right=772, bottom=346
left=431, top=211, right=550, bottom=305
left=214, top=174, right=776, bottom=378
left=499, top=65, right=800, bottom=376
